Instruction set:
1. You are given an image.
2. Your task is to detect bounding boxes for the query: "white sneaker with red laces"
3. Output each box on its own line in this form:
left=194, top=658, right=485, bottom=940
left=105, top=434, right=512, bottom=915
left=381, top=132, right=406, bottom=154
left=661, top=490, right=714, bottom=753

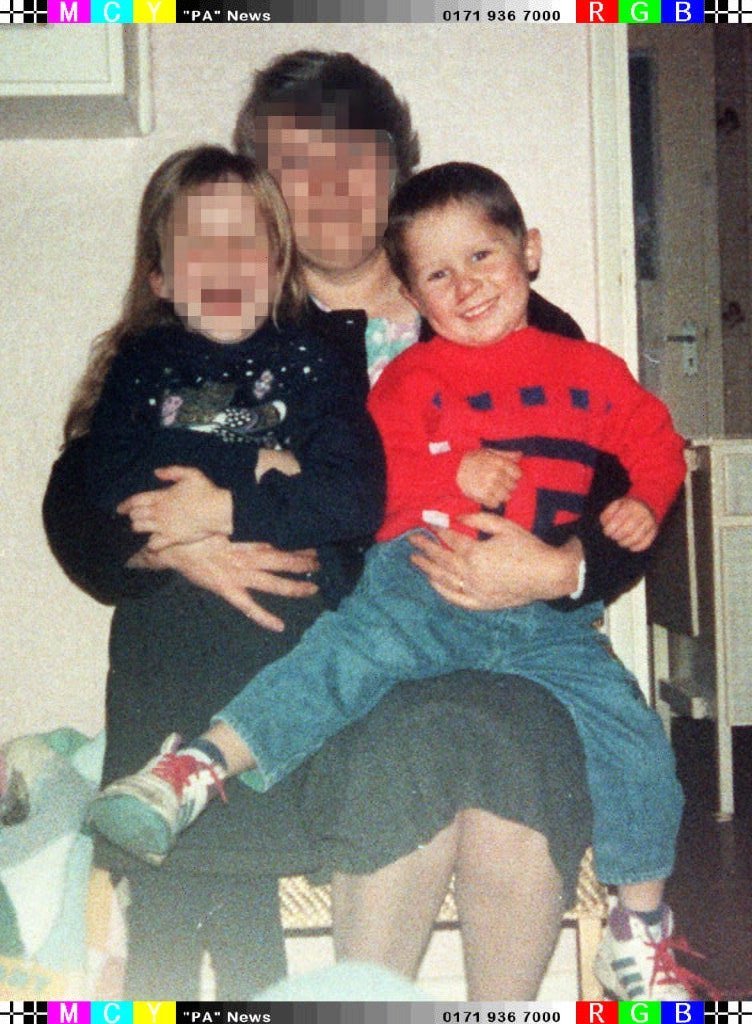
left=88, top=733, right=227, bottom=866
left=594, top=898, right=719, bottom=1000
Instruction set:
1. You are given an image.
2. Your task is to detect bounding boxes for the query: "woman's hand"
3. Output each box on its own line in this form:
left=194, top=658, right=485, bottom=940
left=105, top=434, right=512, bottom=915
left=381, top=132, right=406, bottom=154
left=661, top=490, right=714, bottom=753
left=408, top=512, right=583, bottom=610
left=128, top=534, right=319, bottom=632
left=117, top=466, right=233, bottom=551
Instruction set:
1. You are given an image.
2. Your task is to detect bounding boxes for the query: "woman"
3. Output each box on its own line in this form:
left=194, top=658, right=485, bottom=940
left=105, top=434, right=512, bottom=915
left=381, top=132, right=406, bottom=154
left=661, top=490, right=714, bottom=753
left=44, top=51, right=649, bottom=1000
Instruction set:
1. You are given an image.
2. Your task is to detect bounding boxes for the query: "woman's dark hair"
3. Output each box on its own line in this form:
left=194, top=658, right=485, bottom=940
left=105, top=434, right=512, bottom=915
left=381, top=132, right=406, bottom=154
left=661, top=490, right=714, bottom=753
left=233, top=50, right=420, bottom=187
left=384, top=161, right=528, bottom=286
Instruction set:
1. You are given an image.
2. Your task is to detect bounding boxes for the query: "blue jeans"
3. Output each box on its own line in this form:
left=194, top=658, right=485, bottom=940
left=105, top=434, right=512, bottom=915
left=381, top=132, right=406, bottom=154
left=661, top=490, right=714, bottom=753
left=217, top=532, right=683, bottom=885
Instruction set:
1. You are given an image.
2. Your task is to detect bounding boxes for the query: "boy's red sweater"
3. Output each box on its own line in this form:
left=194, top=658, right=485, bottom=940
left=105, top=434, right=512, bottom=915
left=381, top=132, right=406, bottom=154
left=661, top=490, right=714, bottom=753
left=367, top=327, right=686, bottom=542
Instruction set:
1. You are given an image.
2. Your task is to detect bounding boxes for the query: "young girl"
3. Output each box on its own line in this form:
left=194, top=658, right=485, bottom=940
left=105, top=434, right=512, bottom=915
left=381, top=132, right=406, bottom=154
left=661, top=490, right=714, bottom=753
left=78, top=145, right=384, bottom=587
left=69, top=144, right=384, bottom=998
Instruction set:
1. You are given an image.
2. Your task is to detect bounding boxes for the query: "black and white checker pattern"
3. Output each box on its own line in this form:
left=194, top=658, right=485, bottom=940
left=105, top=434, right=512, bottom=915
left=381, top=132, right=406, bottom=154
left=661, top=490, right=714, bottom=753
left=704, top=0, right=752, bottom=19
left=704, top=1002, right=752, bottom=1024
left=0, top=0, right=47, bottom=21
left=0, top=1004, right=48, bottom=1024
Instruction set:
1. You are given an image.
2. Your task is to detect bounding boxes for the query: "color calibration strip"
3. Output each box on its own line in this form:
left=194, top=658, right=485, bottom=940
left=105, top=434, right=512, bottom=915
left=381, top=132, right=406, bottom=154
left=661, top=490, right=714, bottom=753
left=1, top=1002, right=752, bottom=1024
left=1, top=0, right=750, bottom=24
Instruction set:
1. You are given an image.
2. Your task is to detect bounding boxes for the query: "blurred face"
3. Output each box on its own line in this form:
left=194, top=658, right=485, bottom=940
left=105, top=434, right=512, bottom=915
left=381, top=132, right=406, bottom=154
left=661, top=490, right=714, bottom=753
left=401, top=200, right=541, bottom=348
left=258, top=115, right=393, bottom=274
left=151, top=180, right=276, bottom=343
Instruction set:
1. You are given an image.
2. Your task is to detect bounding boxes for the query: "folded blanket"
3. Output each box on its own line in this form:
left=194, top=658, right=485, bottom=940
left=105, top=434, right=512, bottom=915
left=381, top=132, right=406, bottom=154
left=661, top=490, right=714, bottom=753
left=0, top=729, right=103, bottom=976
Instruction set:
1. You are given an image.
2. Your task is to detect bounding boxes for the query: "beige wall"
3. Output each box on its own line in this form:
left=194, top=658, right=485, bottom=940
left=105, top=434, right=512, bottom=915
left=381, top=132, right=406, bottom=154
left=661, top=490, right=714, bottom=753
left=0, top=25, right=600, bottom=744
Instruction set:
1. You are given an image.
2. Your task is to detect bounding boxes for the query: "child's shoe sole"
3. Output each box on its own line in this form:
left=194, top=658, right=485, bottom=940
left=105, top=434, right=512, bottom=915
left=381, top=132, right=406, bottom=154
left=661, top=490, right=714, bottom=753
left=88, top=793, right=172, bottom=866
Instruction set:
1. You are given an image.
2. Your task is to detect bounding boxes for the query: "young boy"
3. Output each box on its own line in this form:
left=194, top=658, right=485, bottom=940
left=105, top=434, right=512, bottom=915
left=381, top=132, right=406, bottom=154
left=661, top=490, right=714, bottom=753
left=90, top=163, right=694, bottom=999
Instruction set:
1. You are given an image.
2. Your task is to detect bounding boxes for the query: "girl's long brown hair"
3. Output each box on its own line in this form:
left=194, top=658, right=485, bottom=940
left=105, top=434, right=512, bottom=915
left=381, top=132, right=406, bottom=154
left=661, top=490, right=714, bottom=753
left=64, top=145, right=307, bottom=443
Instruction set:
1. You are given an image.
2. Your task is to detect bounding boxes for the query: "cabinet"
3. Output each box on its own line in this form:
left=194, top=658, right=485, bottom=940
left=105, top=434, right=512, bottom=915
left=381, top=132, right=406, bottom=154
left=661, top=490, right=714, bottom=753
left=647, top=438, right=752, bottom=818
left=0, top=25, right=151, bottom=137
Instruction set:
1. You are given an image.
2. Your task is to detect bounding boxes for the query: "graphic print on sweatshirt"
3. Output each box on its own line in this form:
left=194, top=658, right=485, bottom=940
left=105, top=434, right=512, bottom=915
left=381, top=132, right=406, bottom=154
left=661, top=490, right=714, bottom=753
left=158, top=378, right=287, bottom=448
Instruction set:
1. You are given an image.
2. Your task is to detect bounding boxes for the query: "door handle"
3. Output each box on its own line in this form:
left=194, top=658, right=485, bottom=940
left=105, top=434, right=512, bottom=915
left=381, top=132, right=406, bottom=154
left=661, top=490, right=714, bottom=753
left=664, top=321, right=699, bottom=376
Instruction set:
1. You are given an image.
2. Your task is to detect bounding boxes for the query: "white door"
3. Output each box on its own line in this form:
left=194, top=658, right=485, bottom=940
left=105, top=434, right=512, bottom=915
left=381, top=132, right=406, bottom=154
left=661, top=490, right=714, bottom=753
left=631, top=29, right=739, bottom=812
left=629, top=26, right=725, bottom=440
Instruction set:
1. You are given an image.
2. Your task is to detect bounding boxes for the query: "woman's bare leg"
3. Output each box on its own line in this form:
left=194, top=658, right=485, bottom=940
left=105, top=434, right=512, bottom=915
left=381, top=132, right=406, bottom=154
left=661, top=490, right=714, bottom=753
left=455, top=809, right=564, bottom=1000
left=331, top=820, right=459, bottom=980
left=331, top=811, right=563, bottom=1000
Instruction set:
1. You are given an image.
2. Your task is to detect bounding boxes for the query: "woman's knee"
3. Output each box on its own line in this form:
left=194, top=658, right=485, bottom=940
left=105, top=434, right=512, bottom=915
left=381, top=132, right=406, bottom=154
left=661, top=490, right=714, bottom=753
left=456, top=809, right=559, bottom=879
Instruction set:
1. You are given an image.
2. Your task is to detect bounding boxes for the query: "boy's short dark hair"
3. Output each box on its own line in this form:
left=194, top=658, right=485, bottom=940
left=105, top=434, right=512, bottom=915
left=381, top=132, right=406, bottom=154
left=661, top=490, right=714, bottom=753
left=384, top=162, right=528, bottom=287
left=233, top=50, right=420, bottom=187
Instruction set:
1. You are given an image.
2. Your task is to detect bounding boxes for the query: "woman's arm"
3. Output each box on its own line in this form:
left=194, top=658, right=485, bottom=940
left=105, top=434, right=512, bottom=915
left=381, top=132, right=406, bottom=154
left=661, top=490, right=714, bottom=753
left=44, top=435, right=320, bottom=625
left=43, top=435, right=170, bottom=605
left=116, top=450, right=302, bottom=550
left=409, top=514, right=584, bottom=609
left=566, top=449, right=653, bottom=606
left=410, top=452, right=652, bottom=612
left=135, top=535, right=319, bottom=632
left=523, top=292, right=653, bottom=606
